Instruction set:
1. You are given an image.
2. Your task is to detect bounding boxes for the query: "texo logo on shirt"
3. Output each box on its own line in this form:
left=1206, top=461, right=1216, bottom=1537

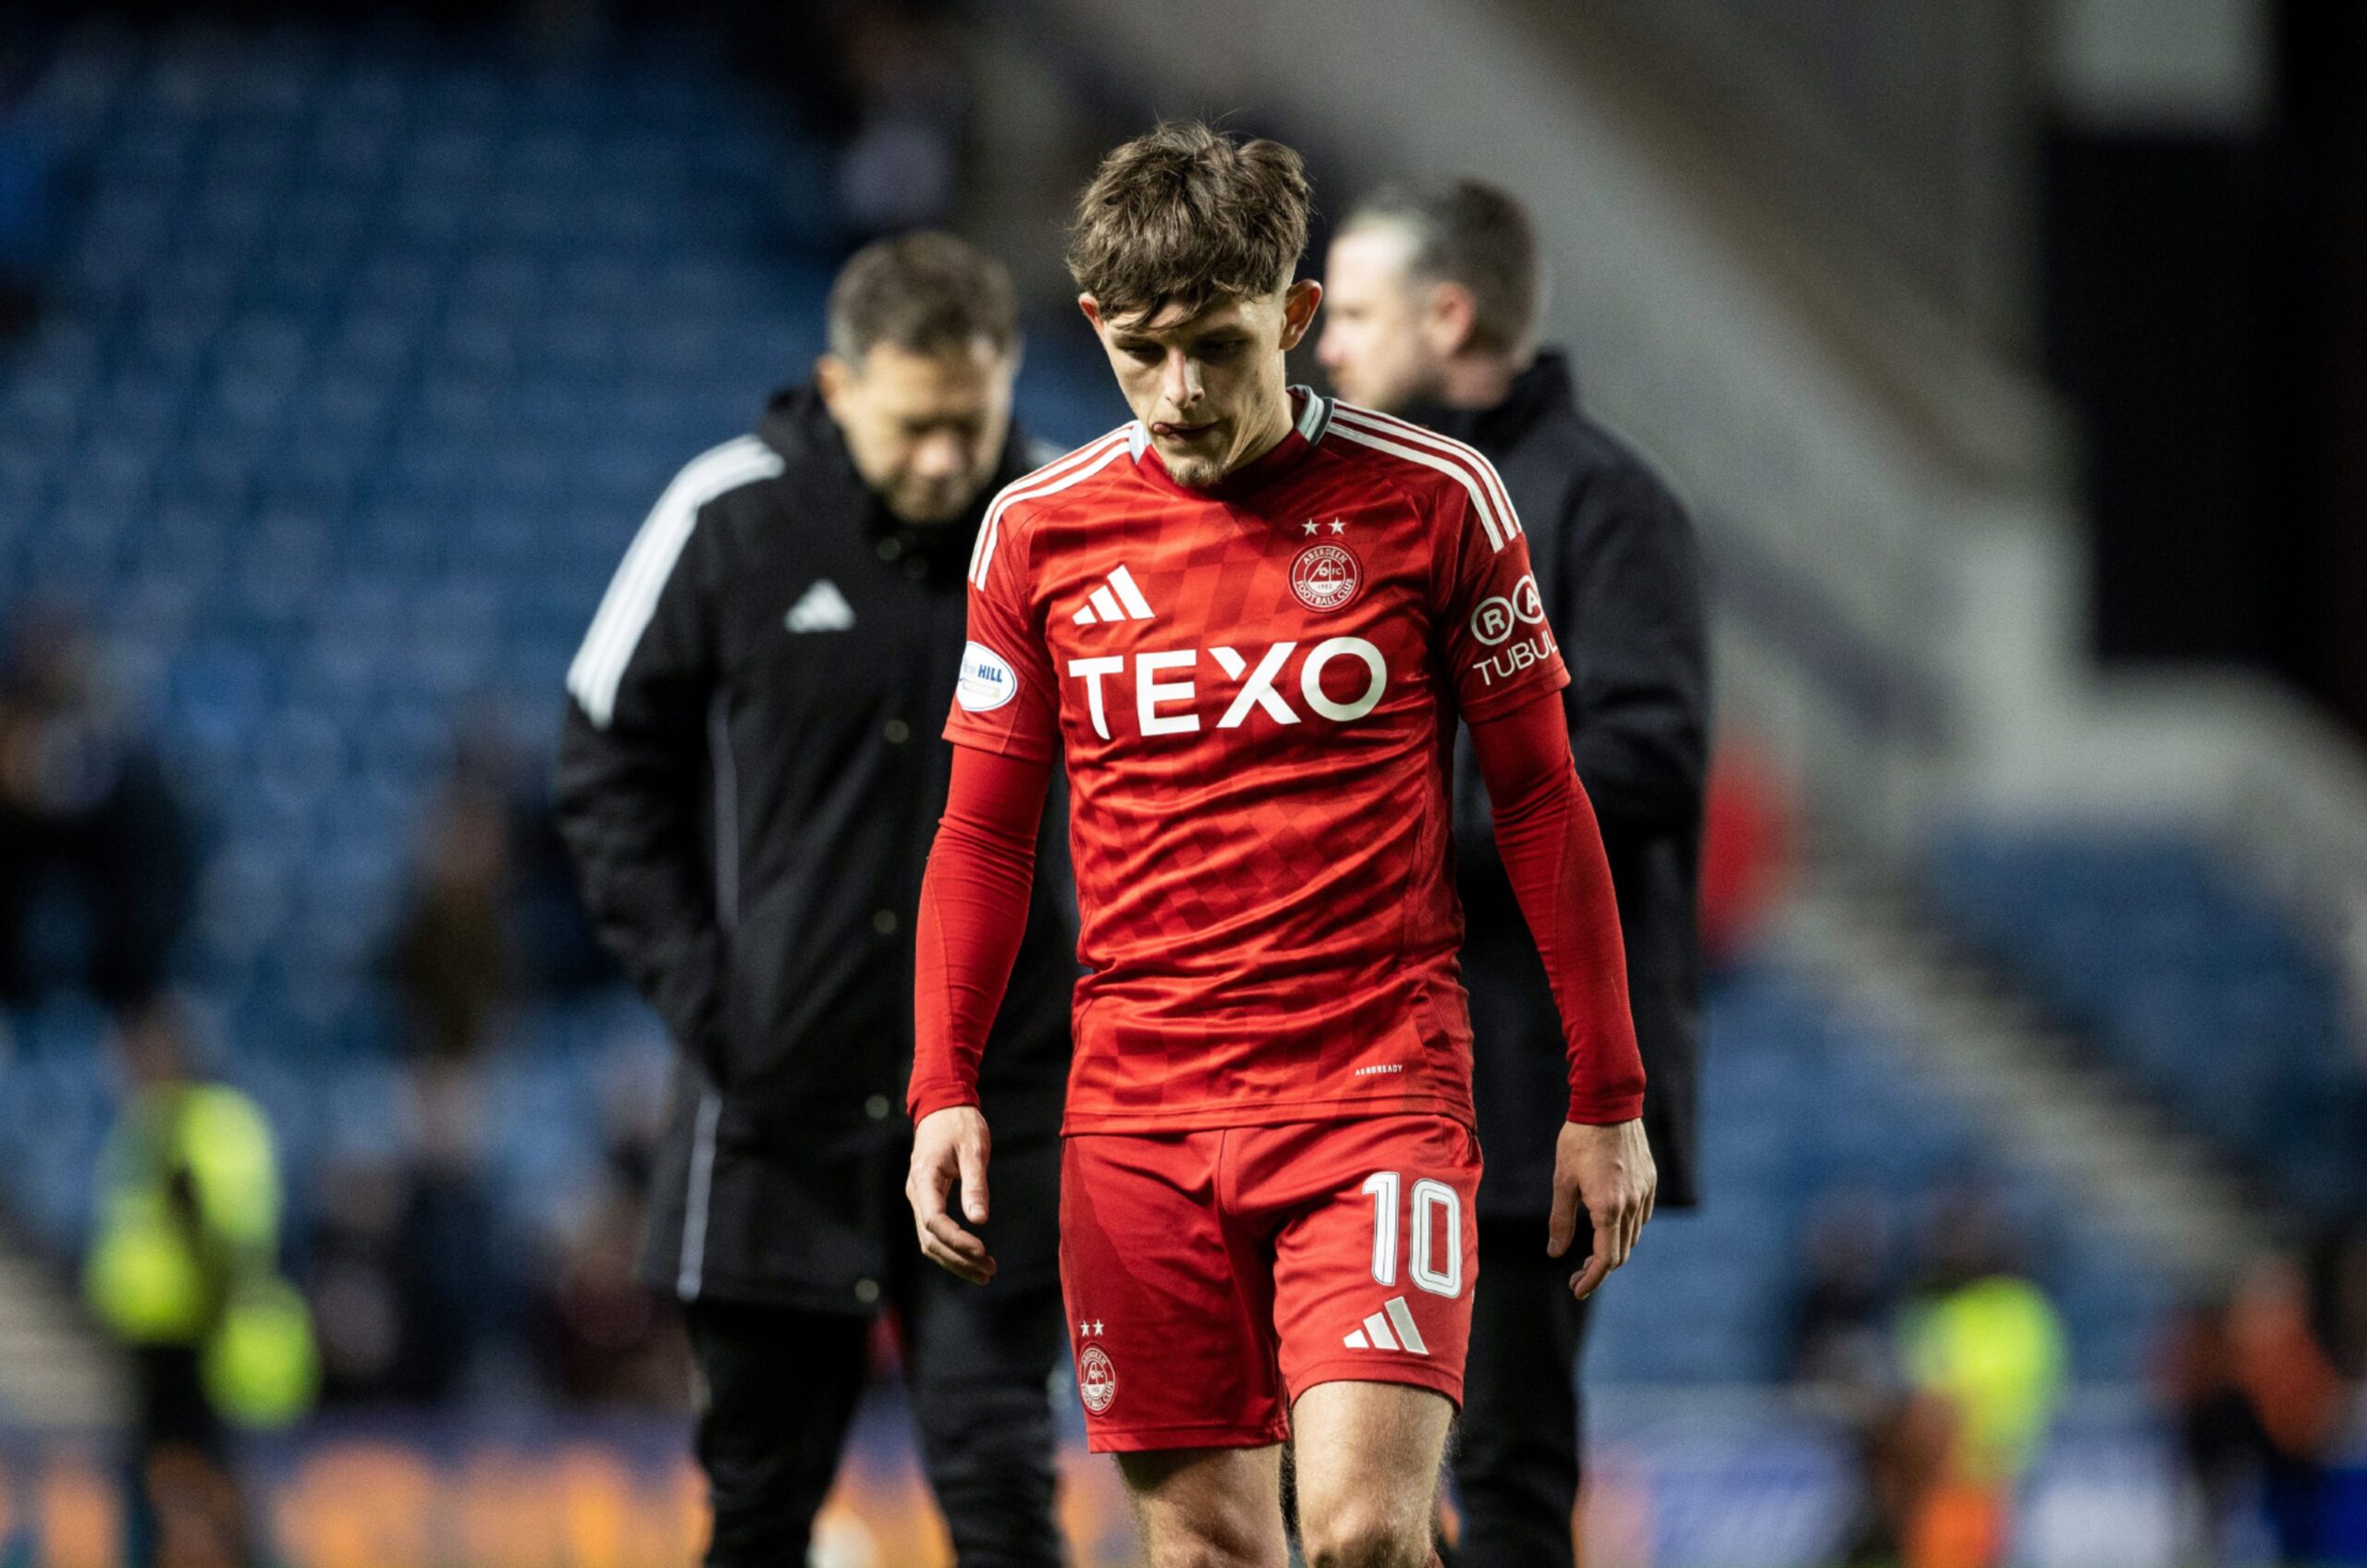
left=1063, top=638, right=1389, bottom=740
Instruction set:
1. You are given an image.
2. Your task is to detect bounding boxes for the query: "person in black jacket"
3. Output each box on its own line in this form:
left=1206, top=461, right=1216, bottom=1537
left=1320, top=180, right=1709, bottom=1568
left=556, top=232, right=1076, bottom=1568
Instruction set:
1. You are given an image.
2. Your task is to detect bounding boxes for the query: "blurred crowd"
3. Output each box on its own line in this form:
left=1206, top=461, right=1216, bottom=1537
left=2155, top=1227, right=2367, bottom=1565
left=2, top=604, right=688, bottom=1426
left=1783, top=1175, right=2367, bottom=1568
left=1784, top=1180, right=2067, bottom=1568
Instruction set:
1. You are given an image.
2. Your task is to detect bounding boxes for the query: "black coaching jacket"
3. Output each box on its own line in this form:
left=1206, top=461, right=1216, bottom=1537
left=1421, top=352, right=1710, bottom=1219
left=556, top=388, right=1076, bottom=1312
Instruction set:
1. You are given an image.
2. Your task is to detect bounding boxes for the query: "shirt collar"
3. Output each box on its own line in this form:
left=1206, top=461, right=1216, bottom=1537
left=1126, top=386, right=1330, bottom=494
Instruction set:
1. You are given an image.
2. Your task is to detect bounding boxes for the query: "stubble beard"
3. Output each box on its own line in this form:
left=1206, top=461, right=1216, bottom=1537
left=1163, top=451, right=1226, bottom=488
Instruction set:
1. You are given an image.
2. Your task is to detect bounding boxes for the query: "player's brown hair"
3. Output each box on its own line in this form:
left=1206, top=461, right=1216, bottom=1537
left=1066, top=121, right=1313, bottom=324
left=1342, top=178, right=1544, bottom=353
left=828, top=230, right=1020, bottom=362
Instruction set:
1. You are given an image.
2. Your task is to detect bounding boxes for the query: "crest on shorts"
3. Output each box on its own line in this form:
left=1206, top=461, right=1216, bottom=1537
left=1077, top=1345, right=1118, bottom=1415
left=1291, top=540, right=1363, bottom=613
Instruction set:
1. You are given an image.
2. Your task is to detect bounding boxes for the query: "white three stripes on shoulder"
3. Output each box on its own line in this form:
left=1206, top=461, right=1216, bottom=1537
left=1326, top=404, right=1521, bottom=553
left=1331, top=402, right=1520, bottom=537
left=969, top=427, right=1135, bottom=588
left=568, top=435, right=784, bottom=729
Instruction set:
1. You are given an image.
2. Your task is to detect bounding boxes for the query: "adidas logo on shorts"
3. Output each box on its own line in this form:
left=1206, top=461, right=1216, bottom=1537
left=1343, top=1295, right=1429, bottom=1355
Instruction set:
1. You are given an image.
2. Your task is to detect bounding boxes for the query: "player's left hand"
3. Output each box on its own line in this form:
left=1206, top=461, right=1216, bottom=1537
left=1549, top=1118, right=1656, bottom=1300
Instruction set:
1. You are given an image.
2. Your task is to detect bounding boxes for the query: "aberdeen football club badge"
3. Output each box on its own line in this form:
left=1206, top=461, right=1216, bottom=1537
left=1291, top=539, right=1363, bottom=612
left=1078, top=1345, right=1118, bottom=1415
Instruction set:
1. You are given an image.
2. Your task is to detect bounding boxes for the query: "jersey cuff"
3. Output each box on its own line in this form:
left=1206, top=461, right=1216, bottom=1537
left=1565, top=1086, right=1645, bottom=1125
left=908, top=1077, right=983, bottom=1122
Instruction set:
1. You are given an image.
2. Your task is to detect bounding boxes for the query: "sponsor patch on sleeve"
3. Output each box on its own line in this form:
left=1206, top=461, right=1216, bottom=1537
left=955, top=641, right=1019, bottom=712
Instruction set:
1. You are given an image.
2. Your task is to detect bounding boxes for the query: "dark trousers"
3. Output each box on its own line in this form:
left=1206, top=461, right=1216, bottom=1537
left=124, top=1344, right=251, bottom=1568
left=1453, top=1217, right=1596, bottom=1568
left=681, top=1133, right=1065, bottom=1568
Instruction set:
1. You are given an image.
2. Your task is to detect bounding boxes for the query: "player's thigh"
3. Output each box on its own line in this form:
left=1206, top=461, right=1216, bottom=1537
left=1269, top=1114, right=1481, bottom=1411
left=1116, top=1443, right=1289, bottom=1568
left=1289, top=1379, right=1455, bottom=1568
left=1060, top=1132, right=1290, bottom=1452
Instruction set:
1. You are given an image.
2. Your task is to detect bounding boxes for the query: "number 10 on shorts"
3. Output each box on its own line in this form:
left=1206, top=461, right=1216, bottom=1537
left=1361, top=1171, right=1464, bottom=1298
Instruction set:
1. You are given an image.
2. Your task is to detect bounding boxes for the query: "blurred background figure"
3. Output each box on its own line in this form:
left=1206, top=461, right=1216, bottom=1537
left=1889, top=1182, right=2067, bottom=1568
left=389, top=777, right=518, bottom=1063
left=1787, top=1185, right=1898, bottom=1392
left=1319, top=177, right=1709, bottom=1568
left=0, top=604, right=196, bottom=1023
left=83, top=1002, right=313, bottom=1568
left=555, top=230, right=1077, bottom=1566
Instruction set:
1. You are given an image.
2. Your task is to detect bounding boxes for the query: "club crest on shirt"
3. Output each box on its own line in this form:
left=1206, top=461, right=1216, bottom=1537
left=1290, top=540, right=1363, bottom=613
left=1078, top=1345, right=1118, bottom=1414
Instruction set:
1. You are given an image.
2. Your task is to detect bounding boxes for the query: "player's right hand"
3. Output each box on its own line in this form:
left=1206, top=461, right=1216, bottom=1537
left=908, top=1106, right=997, bottom=1285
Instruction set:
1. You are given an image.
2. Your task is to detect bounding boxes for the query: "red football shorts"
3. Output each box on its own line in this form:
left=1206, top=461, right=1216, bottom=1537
left=1057, top=1114, right=1482, bottom=1452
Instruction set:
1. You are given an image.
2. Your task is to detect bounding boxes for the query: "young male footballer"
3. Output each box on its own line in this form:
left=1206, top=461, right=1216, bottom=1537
left=905, top=123, right=1655, bottom=1568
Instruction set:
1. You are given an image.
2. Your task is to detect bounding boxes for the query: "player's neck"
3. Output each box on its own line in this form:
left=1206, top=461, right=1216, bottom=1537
left=1220, top=390, right=1299, bottom=480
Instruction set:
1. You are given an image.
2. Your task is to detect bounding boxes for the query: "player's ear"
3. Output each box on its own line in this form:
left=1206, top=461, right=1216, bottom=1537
left=1277, top=278, right=1324, bottom=351
left=1077, top=294, right=1107, bottom=337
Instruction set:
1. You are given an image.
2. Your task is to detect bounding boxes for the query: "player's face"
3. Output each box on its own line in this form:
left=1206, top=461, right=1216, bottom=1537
left=1316, top=226, right=1452, bottom=413
left=1081, top=280, right=1323, bottom=489
left=817, top=339, right=1018, bottom=525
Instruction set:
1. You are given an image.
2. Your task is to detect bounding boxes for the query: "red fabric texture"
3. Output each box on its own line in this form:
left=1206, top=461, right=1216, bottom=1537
left=1468, top=689, right=1646, bottom=1124
left=905, top=745, right=1049, bottom=1123
left=942, top=398, right=1570, bottom=1133
left=1058, top=1114, right=1480, bottom=1450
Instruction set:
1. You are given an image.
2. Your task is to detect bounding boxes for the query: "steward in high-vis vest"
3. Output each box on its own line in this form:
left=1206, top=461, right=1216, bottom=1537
left=84, top=1006, right=315, bottom=1567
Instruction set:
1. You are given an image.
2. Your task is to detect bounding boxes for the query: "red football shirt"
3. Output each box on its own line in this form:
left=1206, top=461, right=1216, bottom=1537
left=945, top=390, right=1569, bottom=1134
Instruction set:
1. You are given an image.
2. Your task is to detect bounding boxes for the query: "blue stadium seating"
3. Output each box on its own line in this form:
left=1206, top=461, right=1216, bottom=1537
left=1588, top=963, right=2172, bottom=1383
left=1928, top=827, right=2367, bottom=1221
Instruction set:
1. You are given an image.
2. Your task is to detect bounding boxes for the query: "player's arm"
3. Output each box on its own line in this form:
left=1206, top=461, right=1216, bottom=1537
left=909, top=484, right=1062, bottom=1285
left=556, top=509, right=727, bottom=1083
left=906, top=743, right=1050, bottom=1284
left=1467, top=687, right=1655, bottom=1300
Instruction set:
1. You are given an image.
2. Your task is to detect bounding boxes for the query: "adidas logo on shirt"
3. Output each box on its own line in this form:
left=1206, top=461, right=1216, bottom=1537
left=1071, top=565, right=1156, bottom=626
left=784, top=579, right=855, bottom=633
left=1342, top=1296, right=1429, bottom=1355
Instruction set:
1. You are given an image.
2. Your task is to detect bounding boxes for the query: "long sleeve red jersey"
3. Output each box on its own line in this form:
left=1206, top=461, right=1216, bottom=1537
left=912, top=391, right=1643, bottom=1134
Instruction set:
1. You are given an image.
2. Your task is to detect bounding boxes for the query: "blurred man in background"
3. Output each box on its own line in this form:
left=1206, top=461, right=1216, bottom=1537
left=1320, top=179, right=1709, bottom=1567
left=1891, top=1184, right=2066, bottom=1568
left=0, top=604, right=197, bottom=1023
left=556, top=231, right=1075, bottom=1567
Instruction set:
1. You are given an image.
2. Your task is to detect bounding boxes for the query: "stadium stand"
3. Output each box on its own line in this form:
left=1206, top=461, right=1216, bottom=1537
left=1588, top=961, right=2174, bottom=1384
left=1929, top=826, right=2367, bottom=1223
